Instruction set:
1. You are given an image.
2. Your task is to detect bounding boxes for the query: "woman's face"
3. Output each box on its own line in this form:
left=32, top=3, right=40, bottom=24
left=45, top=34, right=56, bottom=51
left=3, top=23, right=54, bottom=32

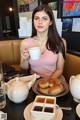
left=33, top=11, right=52, bottom=33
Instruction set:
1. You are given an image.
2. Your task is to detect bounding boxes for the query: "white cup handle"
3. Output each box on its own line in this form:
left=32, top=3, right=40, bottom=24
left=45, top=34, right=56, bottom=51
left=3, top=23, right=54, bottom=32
left=69, top=75, right=75, bottom=85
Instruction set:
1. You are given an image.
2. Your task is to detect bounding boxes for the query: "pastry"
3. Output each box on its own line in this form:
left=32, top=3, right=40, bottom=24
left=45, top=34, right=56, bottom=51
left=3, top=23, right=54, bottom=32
left=48, top=84, right=63, bottom=95
left=38, top=80, right=49, bottom=89
left=38, top=78, right=64, bottom=95
left=48, top=78, right=61, bottom=85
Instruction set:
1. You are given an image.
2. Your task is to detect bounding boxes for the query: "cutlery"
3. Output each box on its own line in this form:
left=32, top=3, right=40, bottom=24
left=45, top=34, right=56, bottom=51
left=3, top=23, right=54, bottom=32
left=56, top=105, right=72, bottom=110
left=4, top=73, right=26, bottom=80
left=59, top=106, right=72, bottom=110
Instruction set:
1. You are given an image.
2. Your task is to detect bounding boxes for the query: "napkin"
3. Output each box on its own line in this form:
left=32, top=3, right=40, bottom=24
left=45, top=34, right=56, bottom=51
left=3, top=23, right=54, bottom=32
left=4, top=74, right=37, bottom=93
left=19, top=74, right=37, bottom=89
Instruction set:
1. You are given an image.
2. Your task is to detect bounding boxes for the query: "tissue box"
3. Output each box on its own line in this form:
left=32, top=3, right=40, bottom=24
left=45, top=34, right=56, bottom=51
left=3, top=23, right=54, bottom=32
left=31, top=95, right=56, bottom=120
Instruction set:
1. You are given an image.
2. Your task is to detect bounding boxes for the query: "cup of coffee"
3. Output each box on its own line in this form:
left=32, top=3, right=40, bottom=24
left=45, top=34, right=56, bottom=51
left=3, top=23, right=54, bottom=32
left=29, top=47, right=41, bottom=60
left=0, top=88, right=6, bottom=109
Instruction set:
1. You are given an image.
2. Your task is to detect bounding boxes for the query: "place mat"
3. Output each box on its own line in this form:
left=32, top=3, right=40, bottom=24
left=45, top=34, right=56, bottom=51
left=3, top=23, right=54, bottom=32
left=4, top=70, right=28, bottom=82
left=2, top=63, right=15, bottom=74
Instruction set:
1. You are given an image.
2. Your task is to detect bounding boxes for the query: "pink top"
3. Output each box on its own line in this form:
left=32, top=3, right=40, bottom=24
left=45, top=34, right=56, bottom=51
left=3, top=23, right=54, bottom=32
left=27, top=38, right=58, bottom=77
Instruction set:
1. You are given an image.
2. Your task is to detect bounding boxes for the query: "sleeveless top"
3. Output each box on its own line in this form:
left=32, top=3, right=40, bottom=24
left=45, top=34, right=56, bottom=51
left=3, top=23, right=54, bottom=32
left=26, top=38, right=58, bottom=77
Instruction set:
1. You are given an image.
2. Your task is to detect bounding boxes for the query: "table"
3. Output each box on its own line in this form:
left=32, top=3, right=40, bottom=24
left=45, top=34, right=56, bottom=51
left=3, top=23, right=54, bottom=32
left=1, top=63, right=80, bottom=120
left=1, top=87, right=80, bottom=120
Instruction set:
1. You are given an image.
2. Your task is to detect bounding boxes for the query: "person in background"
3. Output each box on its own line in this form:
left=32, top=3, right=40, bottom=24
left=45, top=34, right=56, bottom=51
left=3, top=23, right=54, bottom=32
left=20, top=5, right=66, bottom=80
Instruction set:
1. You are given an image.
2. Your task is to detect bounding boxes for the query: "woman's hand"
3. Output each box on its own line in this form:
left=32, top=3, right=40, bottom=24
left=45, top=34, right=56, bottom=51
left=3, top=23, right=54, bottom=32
left=21, top=48, right=29, bottom=60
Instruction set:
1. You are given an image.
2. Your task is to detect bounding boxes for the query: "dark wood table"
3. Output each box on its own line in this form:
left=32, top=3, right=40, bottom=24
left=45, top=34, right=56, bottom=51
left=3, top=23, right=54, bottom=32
left=1, top=87, right=80, bottom=120
left=1, top=63, right=80, bottom=120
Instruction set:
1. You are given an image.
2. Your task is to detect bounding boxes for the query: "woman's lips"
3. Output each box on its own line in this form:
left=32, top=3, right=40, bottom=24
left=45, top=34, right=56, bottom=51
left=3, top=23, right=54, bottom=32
left=37, top=26, right=43, bottom=28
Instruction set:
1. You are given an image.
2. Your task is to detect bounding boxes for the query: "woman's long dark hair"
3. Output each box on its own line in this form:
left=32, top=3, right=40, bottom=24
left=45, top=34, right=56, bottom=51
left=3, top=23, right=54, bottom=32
left=31, top=5, right=65, bottom=59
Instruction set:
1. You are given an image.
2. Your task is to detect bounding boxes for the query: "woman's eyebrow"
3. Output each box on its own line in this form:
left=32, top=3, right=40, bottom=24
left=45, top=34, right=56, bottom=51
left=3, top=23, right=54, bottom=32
left=34, top=16, right=39, bottom=17
left=34, top=16, right=49, bottom=18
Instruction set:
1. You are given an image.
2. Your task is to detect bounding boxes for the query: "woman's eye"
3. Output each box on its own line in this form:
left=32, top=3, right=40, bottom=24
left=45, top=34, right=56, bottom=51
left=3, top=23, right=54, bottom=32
left=34, top=17, right=48, bottom=21
left=43, top=17, right=47, bottom=20
left=34, top=17, right=39, bottom=20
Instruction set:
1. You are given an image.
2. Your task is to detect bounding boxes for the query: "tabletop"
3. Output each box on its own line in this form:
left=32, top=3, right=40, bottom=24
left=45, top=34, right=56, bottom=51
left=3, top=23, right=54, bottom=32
left=1, top=64, right=80, bottom=120
left=1, top=88, right=80, bottom=120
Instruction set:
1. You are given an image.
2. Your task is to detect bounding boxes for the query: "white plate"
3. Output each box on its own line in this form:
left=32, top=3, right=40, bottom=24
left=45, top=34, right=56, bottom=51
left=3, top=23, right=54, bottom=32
left=32, top=79, right=69, bottom=97
left=24, top=102, right=63, bottom=120
left=76, top=103, right=80, bottom=118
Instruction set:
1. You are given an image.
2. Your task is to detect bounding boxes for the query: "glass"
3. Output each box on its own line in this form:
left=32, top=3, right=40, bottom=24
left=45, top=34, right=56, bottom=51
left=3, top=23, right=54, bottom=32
left=0, top=88, right=6, bottom=109
left=0, top=61, right=3, bottom=79
left=0, top=61, right=4, bottom=88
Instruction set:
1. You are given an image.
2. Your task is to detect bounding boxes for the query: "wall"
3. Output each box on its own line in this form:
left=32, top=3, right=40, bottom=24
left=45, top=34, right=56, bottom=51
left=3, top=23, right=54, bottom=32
left=58, top=0, right=80, bottom=55
left=62, top=30, right=80, bottom=56
left=0, top=0, right=19, bottom=39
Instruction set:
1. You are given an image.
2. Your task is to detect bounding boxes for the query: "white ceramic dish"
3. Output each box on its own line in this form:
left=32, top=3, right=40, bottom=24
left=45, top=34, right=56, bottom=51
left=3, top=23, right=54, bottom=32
left=32, top=79, right=69, bottom=97
left=24, top=102, right=63, bottom=120
left=5, top=74, right=37, bottom=103
left=31, top=96, right=56, bottom=120
left=76, top=103, right=80, bottom=118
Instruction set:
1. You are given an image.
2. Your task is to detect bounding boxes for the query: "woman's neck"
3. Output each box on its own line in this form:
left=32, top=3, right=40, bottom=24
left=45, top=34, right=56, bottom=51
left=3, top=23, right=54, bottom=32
left=36, top=31, right=48, bottom=42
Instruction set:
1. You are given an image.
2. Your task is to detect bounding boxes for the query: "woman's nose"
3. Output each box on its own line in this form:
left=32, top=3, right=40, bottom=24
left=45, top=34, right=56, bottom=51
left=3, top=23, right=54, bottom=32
left=38, top=19, right=42, bottom=24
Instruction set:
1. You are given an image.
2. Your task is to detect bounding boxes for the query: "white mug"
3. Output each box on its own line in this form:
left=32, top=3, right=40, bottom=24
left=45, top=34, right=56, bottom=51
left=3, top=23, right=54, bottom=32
left=29, top=47, right=41, bottom=60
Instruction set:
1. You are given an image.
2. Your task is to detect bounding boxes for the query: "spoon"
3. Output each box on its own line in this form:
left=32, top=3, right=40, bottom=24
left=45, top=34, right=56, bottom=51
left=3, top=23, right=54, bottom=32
left=59, top=106, right=72, bottom=110
left=56, top=105, right=72, bottom=110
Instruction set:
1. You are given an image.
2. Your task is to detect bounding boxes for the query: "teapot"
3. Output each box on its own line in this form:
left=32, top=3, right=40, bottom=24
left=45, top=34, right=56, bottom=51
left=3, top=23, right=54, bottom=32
left=69, top=74, right=80, bottom=102
left=5, top=74, right=36, bottom=103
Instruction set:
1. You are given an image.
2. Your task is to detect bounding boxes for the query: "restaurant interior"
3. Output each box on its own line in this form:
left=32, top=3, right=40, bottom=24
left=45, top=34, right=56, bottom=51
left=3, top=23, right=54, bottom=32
left=0, top=0, right=80, bottom=120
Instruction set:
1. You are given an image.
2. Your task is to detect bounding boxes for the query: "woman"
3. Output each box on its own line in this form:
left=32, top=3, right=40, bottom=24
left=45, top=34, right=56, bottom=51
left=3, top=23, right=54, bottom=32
left=20, top=5, right=66, bottom=79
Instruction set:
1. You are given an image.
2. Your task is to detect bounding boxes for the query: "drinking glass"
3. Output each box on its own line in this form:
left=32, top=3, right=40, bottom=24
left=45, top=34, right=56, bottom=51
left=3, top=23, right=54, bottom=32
left=0, top=61, right=6, bottom=109
left=0, top=61, right=4, bottom=88
left=0, top=88, right=6, bottom=109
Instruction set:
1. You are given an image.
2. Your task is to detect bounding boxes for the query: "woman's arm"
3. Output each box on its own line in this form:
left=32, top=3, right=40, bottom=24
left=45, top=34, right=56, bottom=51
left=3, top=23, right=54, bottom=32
left=20, top=39, right=30, bottom=70
left=51, top=38, right=67, bottom=79
left=51, top=52, right=65, bottom=79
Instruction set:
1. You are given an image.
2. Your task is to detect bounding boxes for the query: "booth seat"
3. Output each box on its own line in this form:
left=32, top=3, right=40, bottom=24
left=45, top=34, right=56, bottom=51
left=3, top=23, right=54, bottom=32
left=0, top=40, right=80, bottom=82
left=0, top=40, right=21, bottom=71
left=63, top=53, right=80, bottom=82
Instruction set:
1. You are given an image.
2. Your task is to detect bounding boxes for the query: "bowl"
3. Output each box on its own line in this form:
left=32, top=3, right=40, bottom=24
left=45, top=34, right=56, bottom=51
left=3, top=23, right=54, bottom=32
left=31, top=95, right=56, bottom=120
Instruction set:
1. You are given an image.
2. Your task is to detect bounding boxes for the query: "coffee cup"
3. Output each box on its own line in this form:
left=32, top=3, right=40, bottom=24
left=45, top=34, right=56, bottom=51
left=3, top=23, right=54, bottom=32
left=29, top=47, right=41, bottom=60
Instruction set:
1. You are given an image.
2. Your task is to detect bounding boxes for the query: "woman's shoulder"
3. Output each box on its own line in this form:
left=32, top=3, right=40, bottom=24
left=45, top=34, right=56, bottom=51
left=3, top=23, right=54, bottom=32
left=20, top=37, right=35, bottom=50
left=20, top=37, right=35, bottom=47
left=61, top=37, right=66, bottom=43
left=21, top=37, right=34, bottom=44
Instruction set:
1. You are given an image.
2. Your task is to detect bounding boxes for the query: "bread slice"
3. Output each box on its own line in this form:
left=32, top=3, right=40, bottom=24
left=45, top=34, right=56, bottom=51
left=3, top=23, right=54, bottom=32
left=48, top=84, right=64, bottom=95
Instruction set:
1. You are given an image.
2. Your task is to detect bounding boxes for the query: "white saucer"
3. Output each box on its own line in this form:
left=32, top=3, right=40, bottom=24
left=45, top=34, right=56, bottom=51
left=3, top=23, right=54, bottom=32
left=24, top=102, right=63, bottom=120
left=76, top=103, right=80, bottom=118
